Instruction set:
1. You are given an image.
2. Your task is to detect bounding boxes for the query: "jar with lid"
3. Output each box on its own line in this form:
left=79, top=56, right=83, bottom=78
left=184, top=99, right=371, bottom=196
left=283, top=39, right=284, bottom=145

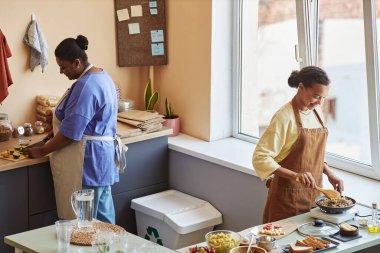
left=0, top=113, right=13, bottom=142
left=23, top=123, right=34, bottom=136
left=34, top=121, right=45, bottom=134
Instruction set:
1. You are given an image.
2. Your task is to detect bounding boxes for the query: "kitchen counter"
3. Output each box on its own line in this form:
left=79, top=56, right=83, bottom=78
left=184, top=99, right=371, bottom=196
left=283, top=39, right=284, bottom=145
left=0, top=122, right=172, bottom=172
left=177, top=204, right=380, bottom=253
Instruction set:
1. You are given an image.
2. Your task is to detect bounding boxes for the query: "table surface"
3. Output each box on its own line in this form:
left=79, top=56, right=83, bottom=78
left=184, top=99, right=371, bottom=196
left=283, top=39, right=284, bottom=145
left=177, top=204, right=380, bottom=253
left=4, top=224, right=178, bottom=253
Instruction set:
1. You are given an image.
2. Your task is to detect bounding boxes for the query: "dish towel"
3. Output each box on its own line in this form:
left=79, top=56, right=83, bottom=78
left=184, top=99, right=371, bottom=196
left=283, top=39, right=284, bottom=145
left=0, top=29, right=13, bottom=103
left=23, top=20, right=48, bottom=72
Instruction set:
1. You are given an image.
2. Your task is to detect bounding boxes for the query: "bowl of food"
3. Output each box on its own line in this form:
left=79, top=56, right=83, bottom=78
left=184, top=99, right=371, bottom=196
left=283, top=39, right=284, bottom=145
left=229, top=246, right=267, bottom=253
left=205, top=230, right=241, bottom=253
left=255, top=236, right=276, bottom=251
left=339, top=223, right=359, bottom=236
left=315, top=196, right=356, bottom=214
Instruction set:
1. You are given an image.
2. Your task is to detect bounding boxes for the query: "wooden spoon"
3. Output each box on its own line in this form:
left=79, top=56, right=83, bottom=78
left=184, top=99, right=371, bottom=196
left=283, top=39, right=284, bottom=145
left=315, top=186, right=341, bottom=199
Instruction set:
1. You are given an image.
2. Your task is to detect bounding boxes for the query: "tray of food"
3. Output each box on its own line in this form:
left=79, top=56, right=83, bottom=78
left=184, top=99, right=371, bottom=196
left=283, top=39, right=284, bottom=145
left=0, top=145, right=29, bottom=161
left=282, top=236, right=339, bottom=253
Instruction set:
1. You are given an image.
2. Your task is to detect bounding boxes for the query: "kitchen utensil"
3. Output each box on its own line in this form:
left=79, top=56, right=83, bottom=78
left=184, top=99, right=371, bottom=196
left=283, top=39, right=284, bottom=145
left=315, top=196, right=356, bottom=214
left=297, top=219, right=340, bottom=237
left=256, top=236, right=276, bottom=251
left=315, top=186, right=341, bottom=199
left=245, top=227, right=258, bottom=253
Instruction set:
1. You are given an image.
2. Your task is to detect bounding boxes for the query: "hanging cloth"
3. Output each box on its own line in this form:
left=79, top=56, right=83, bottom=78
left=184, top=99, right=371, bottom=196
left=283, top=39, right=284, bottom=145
left=0, top=29, right=13, bottom=103
left=23, top=18, right=48, bottom=72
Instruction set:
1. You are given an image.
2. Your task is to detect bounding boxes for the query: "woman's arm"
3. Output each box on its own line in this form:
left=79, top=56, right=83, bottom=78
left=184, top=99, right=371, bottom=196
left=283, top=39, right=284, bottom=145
left=28, top=131, right=73, bottom=158
left=274, top=166, right=317, bottom=188
left=323, top=162, right=344, bottom=193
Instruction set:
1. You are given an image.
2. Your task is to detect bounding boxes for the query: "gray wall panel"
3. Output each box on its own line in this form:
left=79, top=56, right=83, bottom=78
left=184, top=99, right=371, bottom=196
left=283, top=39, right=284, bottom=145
left=168, top=150, right=267, bottom=232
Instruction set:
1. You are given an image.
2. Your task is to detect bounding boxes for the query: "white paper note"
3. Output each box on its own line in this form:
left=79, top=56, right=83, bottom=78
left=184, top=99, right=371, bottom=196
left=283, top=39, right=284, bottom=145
left=151, top=30, right=164, bottom=43
left=116, top=8, right=130, bottom=21
left=150, top=8, right=158, bottom=15
left=128, top=23, right=140, bottom=34
left=131, top=5, right=143, bottom=17
left=149, top=1, right=157, bottom=8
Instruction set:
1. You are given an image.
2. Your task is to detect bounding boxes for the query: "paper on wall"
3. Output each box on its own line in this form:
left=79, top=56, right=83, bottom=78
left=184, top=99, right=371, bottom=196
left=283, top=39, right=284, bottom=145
left=131, top=5, right=143, bottom=17
left=117, top=8, right=130, bottom=21
left=128, top=23, right=140, bottom=34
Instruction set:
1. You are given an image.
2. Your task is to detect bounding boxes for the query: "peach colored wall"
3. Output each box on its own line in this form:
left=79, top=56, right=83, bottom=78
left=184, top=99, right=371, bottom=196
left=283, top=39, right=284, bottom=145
left=0, top=0, right=148, bottom=127
left=155, top=0, right=212, bottom=140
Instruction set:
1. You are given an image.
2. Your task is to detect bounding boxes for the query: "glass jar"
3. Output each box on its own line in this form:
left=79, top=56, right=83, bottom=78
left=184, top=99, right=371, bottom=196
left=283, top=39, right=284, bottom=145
left=0, top=113, right=12, bottom=142
left=23, top=123, right=34, bottom=136
left=34, top=121, right=45, bottom=134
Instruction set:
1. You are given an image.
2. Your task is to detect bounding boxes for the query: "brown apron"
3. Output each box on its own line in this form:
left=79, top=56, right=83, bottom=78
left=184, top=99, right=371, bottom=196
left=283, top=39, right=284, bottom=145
left=263, top=99, right=327, bottom=223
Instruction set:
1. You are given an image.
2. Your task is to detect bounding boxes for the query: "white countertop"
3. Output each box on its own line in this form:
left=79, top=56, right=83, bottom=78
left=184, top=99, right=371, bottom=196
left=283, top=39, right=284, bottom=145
left=176, top=204, right=380, bottom=253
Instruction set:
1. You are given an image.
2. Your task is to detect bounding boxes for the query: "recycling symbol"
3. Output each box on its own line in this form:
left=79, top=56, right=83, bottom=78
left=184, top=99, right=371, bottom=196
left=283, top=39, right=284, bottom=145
left=144, top=226, right=163, bottom=245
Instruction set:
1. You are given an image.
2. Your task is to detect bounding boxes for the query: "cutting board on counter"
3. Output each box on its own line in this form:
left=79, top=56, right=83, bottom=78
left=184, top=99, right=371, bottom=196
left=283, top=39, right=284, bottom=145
left=0, top=154, right=28, bottom=162
left=240, top=220, right=300, bottom=242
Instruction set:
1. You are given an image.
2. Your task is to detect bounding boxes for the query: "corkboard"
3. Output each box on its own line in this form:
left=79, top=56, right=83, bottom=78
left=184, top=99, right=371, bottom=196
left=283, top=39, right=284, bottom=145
left=115, top=0, right=167, bottom=67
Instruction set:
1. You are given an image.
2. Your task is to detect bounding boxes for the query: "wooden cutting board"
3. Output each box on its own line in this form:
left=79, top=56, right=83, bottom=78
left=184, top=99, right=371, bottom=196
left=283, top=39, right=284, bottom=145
left=240, top=220, right=301, bottom=242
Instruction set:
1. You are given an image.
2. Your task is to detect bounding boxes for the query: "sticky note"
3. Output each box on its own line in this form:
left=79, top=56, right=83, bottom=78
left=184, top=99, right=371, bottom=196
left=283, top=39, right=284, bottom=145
left=150, top=8, right=158, bottom=15
left=151, top=30, right=164, bottom=43
left=128, top=23, right=140, bottom=34
left=151, top=43, right=165, bottom=56
left=116, top=8, right=130, bottom=21
left=149, top=1, right=157, bottom=8
left=131, top=5, right=143, bottom=17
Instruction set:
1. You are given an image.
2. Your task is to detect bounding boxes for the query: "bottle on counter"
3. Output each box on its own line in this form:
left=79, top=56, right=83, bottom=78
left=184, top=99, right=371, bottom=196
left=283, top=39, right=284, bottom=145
left=368, top=202, right=380, bottom=233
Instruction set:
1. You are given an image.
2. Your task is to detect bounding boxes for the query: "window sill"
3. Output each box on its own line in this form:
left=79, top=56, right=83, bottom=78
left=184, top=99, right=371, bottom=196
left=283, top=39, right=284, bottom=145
left=169, top=134, right=380, bottom=208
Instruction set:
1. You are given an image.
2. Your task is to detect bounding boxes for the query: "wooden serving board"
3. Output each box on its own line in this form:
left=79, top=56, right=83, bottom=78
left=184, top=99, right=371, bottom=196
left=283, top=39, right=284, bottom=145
left=240, top=220, right=301, bottom=242
left=0, top=154, right=28, bottom=162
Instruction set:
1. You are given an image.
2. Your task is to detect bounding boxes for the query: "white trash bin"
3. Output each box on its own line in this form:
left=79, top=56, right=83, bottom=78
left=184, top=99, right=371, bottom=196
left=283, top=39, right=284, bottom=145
left=131, top=190, right=222, bottom=250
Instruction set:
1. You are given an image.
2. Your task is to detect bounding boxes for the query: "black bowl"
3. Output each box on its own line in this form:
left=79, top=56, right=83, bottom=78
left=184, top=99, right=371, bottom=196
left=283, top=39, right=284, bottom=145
left=315, top=196, right=356, bottom=214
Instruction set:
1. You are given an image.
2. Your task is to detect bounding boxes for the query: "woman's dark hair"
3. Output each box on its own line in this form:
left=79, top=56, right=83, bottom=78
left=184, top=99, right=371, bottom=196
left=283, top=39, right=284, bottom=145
left=288, top=66, right=330, bottom=88
left=54, top=35, right=89, bottom=62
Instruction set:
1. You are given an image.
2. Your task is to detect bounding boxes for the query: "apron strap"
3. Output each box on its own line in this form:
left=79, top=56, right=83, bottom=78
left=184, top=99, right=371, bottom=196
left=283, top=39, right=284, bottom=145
left=313, top=109, right=326, bottom=128
left=291, top=99, right=303, bottom=129
left=114, top=134, right=128, bottom=173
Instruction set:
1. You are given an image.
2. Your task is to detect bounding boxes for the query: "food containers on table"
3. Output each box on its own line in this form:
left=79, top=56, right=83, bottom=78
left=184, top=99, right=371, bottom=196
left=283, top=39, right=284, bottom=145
left=131, top=190, right=222, bottom=250
left=205, top=230, right=241, bottom=253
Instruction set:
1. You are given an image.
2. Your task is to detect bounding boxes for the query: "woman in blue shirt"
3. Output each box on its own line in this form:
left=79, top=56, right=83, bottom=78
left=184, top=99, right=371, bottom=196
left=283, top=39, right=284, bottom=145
left=29, top=35, right=119, bottom=224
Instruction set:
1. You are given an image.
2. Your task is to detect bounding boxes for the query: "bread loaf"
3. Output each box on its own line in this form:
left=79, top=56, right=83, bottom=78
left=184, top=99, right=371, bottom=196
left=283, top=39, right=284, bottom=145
left=36, top=95, right=59, bottom=107
left=36, top=105, right=54, bottom=116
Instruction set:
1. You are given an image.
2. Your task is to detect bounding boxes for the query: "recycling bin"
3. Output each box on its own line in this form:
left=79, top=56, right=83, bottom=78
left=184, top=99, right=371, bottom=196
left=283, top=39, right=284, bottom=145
left=131, top=190, right=222, bottom=250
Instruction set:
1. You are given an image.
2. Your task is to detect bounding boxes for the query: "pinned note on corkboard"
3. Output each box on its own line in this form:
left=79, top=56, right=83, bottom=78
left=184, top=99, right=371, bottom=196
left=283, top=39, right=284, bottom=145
left=115, top=0, right=167, bottom=67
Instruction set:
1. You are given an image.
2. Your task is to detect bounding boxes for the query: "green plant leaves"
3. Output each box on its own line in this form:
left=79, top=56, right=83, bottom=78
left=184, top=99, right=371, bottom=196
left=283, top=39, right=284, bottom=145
left=144, top=79, right=152, bottom=110
left=147, top=91, right=159, bottom=111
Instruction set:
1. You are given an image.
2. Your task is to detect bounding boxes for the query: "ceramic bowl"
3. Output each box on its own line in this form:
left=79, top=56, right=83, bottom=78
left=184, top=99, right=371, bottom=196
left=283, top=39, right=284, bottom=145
left=205, top=230, right=241, bottom=253
left=340, top=225, right=359, bottom=236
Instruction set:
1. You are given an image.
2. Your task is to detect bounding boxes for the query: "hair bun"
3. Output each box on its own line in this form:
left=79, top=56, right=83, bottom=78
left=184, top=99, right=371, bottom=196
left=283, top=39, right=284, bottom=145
left=75, top=35, right=89, bottom=50
left=288, top=70, right=300, bottom=88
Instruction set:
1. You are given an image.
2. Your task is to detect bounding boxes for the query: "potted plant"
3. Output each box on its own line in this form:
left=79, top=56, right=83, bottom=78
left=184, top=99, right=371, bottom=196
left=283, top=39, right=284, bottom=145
left=144, top=79, right=159, bottom=112
left=162, top=98, right=180, bottom=136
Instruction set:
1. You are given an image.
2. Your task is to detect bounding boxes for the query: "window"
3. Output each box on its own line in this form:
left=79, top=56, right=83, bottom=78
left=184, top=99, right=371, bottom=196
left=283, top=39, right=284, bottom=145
left=235, top=0, right=380, bottom=179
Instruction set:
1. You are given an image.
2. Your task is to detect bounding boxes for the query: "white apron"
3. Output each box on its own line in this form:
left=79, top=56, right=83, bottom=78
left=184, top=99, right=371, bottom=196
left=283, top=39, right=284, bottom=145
left=50, top=64, right=114, bottom=219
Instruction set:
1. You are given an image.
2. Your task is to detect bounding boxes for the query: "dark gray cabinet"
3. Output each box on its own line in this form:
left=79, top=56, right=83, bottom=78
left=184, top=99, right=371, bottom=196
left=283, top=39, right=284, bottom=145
left=1, top=135, right=169, bottom=252
left=0, top=168, right=28, bottom=253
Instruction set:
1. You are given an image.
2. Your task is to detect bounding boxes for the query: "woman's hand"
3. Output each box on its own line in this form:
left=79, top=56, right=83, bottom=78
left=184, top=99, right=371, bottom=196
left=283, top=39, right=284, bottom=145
left=42, top=131, right=54, bottom=143
left=28, top=147, right=46, bottom=159
left=295, top=172, right=316, bottom=188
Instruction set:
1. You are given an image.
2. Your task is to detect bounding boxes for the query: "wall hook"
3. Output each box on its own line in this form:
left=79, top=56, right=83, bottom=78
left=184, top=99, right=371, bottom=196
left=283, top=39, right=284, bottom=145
left=31, top=13, right=36, bottom=21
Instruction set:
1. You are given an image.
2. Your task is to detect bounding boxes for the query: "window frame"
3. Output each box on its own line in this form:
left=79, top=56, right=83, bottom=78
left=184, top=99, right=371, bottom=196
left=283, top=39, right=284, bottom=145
left=233, top=0, right=380, bottom=180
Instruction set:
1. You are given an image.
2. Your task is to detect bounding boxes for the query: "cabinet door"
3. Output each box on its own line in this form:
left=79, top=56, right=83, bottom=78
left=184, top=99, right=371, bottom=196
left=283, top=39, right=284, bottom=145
left=0, top=168, right=28, bottom=253
left=112, top=137, right=169, bottom=194
left=28, top=162, right=56, bottom=215
left=29, top=210, right=58, bottom=230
